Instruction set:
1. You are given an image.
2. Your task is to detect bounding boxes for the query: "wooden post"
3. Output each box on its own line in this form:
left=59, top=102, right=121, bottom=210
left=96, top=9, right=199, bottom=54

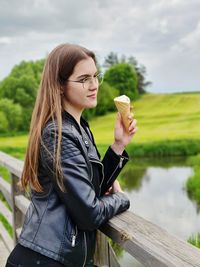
left=94, top=230, right=121, bottom=267
left=10, top=173, right=24, bottom=245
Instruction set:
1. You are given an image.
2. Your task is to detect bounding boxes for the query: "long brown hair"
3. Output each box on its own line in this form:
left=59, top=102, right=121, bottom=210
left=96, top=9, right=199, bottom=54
left=21, top=43, right=96, bottom=192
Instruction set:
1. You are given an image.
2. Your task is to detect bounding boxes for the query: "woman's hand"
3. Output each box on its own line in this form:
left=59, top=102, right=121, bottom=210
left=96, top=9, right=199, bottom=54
left=104, top=180, right=123, bottom=195
left=111, top=112, right=137, bottom=154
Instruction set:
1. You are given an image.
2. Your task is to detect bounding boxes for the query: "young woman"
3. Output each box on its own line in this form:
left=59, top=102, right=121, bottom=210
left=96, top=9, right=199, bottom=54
left=6, top=43, right=137, bottom=267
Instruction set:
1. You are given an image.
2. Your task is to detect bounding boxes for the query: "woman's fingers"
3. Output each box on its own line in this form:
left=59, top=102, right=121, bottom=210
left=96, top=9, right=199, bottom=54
left=115, top=112, right=123, bottom=129
left=130, top=127, right=138, bottom=135
left=128, top=112, right=134, bottom=121
left=128, top=119, right=137, bottom=131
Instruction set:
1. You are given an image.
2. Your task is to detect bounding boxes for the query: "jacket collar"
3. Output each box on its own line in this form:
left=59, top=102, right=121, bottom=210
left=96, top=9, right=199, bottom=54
left=62, top=110, right=89, bottom=132
left=62, top=110, right=101, bottom=159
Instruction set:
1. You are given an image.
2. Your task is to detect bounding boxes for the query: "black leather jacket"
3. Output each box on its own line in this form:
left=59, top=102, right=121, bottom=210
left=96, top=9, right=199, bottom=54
left=19, top=111, right=130, bottom=267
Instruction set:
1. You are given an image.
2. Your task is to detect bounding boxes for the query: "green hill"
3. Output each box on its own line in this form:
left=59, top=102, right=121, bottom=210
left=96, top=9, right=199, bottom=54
left=90, top=92, right=200, bottom=145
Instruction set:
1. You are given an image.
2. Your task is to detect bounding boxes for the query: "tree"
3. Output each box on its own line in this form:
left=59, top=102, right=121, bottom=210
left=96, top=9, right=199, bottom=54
left=0, top=59, right=44, bottom=130
left=0, top=98, right=22, bottom=132
left=128, top=56, right=152, bottom=94
left=103, top=52, right=119, bottom=68
left=104, top=52, right=152, bottom=94
left=0, top=111, right=9, bottom=133
left=104, top=63, right=138, bottom=99
left=10, top=59, right=45, bottom=84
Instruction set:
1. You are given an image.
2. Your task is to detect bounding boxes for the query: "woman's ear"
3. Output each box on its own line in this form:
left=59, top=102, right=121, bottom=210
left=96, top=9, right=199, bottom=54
left=60, top=86, right=64, bottom=95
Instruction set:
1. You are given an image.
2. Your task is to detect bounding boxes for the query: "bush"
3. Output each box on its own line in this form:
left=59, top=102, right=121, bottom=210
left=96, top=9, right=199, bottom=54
left=127, top=139, right=200, bottom=158
left=96, top=82, right=119, bottom=115
left=186, top=167, right=200, bottom=204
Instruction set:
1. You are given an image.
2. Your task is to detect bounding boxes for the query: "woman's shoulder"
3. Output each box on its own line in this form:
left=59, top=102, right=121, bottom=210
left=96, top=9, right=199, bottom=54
left=41, top=117, right=78, bottom=140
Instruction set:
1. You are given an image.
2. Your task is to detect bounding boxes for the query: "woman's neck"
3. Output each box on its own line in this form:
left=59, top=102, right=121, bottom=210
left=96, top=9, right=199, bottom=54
left=63, top=103, right=83, bottom=125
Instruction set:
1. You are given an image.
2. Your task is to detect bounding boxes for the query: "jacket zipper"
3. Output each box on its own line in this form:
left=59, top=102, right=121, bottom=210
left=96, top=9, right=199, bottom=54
left=89, top=159, right=105, bottom=187
left=71, top=225, right=78, bottom=247
left=71, top=226, right=87, bottom=266
left=106, top=157, right=124, bottom=185
left=82, top=232, right=87, bottom=267
left=119, top=157, right=124, bottom=168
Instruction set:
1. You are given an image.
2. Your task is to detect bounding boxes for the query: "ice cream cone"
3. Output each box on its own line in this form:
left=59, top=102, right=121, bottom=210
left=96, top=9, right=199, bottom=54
left=114, top=95, right=133, bottom=132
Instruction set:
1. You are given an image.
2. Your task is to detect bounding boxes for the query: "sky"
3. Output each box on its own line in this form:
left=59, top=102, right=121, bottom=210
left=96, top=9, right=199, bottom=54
left=0, top=0, right=200, bottom=93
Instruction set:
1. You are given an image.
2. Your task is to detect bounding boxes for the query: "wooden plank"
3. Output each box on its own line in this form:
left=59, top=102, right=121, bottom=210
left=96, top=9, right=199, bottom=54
left=108, top=243, right=121, bottom=267
left=0, top=176, right=12, bottom=208
left=0, top=200, right=12, bottom=225
left=100, top=211, right=200, bottom=267
left=0, top=238, right=9, bottom=267
left=11, top=173, right=25, bottom=245
left=15, top=195, right=30, bottom=215
left=0, top=151, right=23, bottom=178
left=0, top=222, right=13, bottom=252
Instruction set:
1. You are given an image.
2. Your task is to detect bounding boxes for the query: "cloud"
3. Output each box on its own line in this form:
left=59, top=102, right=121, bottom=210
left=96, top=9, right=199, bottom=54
left=0, top=37, right=11, bottom=45
left=0, top=0, right=200, bottom=92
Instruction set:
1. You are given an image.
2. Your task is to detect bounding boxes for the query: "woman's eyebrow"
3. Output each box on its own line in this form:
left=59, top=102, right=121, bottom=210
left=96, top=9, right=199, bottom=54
left=76, top=71, right=98, bottom=79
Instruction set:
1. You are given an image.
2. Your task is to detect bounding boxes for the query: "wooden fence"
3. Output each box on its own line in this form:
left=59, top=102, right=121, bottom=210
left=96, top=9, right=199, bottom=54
left=1, top=151, right=200, bottom=267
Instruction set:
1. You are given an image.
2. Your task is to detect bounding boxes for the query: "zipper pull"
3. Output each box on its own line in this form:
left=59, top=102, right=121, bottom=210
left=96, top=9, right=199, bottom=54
left=72, top=235, right=76, bottom=247
left=119, top=157, right=124, bottom=168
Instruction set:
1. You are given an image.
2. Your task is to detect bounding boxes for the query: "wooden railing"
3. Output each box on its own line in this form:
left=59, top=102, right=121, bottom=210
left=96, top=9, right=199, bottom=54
left=1, top=150, right=200, bottom=267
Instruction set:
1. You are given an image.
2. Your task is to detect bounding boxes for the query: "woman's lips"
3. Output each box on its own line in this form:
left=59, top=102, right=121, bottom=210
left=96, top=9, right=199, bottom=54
left=87, top=94, right=96, bottom=98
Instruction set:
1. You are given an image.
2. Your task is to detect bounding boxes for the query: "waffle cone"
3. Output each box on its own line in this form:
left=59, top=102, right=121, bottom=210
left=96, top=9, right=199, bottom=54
left=114, top=95, right=133, bottom=132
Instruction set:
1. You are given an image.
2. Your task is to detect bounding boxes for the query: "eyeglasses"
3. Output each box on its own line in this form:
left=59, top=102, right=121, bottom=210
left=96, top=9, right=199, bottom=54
left=67, top=73, right=103, bottom=89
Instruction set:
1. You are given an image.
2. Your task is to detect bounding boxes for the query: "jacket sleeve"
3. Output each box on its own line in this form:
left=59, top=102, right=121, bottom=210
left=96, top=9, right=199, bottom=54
left=40, top=127, right=130, bottom=231
left=86, top=124, right=129, bottom=195
left=100, top=147, right=129, bottom=195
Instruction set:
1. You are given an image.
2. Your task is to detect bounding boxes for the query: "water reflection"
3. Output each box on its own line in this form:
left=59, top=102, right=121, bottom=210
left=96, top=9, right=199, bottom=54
left=117, top=157, right=200, bottom=267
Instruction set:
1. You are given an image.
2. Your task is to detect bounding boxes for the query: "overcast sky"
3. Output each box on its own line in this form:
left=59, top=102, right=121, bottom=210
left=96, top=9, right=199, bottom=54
left=0, top=0, right=200, bottom=93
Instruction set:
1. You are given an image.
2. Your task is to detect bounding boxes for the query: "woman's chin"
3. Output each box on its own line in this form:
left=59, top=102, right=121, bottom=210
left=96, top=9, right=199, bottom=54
left=87, top=101, right=97, bottom=109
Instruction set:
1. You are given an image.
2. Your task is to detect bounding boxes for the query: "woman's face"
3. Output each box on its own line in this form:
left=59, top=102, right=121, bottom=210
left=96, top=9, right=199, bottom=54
left=63, top=57, right=99, bottom=113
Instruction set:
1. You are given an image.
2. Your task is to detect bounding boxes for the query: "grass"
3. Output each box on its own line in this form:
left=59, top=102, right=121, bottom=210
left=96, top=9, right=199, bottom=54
left=186, top=168, right=200, bottom=204
left=0, top=213, right=13, bottom=237
left=0, top=166, right=11, bottom=182
left=188, top=233, right=200, bottom=249
left=187, top=154, right=200, bottom=166
left=0, top=134, right=28, bottom=148
left=0, top=192, right=13, bottom=237
left=89, top=92, right=200, bottom=144
left=186, top=154, right=200, bottom=204
left=0, top=134, right=27, bottom=159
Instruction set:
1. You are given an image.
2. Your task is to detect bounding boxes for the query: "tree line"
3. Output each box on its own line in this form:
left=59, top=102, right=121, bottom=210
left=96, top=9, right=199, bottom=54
left=0, top=52, right=151, bottom=134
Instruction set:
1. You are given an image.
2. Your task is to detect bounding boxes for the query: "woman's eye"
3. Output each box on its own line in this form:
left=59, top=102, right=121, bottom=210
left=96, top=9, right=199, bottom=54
left=79, top=78, right=88, bottom=83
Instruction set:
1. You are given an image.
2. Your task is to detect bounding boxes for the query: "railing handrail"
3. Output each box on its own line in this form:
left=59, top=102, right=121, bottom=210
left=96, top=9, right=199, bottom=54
left=1, top=150, right=200, bottom=267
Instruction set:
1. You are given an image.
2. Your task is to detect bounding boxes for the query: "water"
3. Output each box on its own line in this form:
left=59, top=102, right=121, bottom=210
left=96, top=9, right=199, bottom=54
left=117, top=158, right=200, bottom=267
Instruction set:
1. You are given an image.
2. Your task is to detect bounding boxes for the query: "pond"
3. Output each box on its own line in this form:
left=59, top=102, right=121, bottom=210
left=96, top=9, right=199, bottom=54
left=117, top=157, right=200, bottom=267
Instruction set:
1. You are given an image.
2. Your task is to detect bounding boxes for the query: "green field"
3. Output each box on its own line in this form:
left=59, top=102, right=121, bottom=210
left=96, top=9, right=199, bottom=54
left=0, top=92, right=200, bottom=159
left=89, top=92, right=200, bottom=144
